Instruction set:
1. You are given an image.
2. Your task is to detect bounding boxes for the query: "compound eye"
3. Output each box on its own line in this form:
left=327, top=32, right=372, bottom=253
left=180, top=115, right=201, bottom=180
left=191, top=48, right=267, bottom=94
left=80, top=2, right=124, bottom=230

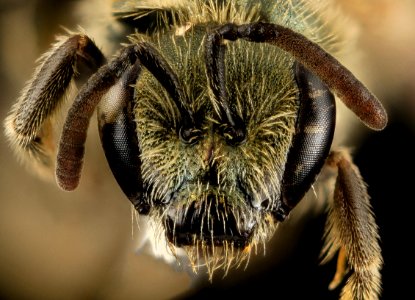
left=99, top=107, right=148, bottom=213
left=281, top=62, right=336, bottom=210
left=97, top=63, right=148, bottom=214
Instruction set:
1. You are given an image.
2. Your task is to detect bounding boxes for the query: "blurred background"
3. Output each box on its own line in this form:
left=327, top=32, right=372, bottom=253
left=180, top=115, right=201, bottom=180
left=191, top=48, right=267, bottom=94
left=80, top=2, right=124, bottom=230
left=0, top=0, right=414, bottom=299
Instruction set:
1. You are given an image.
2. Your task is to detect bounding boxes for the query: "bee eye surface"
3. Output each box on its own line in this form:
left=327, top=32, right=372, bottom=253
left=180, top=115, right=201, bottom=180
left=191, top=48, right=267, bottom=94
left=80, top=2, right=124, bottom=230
left=282, top=62, right=336, bottom=210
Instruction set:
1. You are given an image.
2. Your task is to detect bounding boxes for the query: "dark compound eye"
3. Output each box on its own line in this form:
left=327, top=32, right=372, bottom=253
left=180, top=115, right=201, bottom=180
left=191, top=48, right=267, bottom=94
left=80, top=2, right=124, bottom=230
left=280, top=62, right=336, bottom=212
left=97, top=63, right=146, bottom=212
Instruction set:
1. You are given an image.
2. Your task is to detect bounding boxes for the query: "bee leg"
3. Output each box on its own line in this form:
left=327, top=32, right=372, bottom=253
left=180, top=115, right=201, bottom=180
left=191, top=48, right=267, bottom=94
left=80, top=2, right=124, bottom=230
left=4, top=34, right=105, bottom=173
left=97, top=61, right=149, bottom=214
left=328, top=245, right=348, bottom=290
left=322, top=149, right=382, bottom=300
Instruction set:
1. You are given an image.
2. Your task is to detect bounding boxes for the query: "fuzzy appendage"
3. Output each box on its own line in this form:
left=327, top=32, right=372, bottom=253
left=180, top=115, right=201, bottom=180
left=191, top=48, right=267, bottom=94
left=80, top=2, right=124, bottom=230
left=322, top=149, right=382, bottom=300
left=4, top=33, right=104, bottom=176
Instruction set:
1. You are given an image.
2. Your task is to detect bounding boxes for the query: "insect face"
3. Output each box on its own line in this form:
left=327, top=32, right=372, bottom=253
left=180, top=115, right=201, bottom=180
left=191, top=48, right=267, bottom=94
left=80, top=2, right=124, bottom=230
left=99, top=29, right=300, bottom=267
left=4, top=1, right=386, bottom=298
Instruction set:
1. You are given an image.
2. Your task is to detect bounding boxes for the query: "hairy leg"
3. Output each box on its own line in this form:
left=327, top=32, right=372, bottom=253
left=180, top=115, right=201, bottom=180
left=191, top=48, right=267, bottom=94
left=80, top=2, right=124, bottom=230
left=322, top=149, right=382, bottom=300
left=4, top=33, right=105, bottom=173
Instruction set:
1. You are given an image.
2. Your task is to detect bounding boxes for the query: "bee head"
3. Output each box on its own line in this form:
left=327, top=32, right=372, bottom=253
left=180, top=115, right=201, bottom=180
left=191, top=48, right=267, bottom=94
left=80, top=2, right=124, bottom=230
left=97, top=21, right=384, bottom=274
